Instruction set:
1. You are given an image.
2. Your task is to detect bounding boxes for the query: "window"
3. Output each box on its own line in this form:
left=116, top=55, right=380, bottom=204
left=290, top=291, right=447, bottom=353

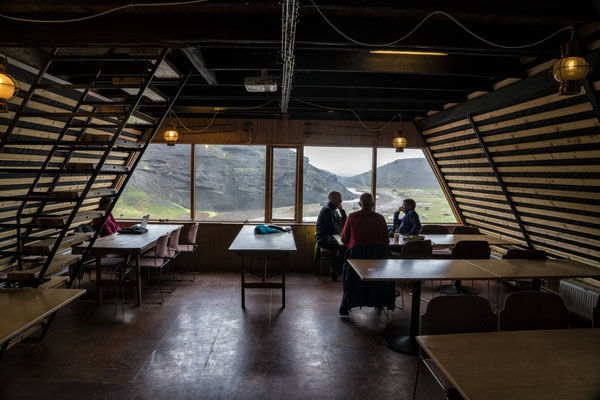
left=376, top=148, right=456, bottom=223
left=195, top=145, right=266, bottom=221
left=114, top=144, right=191, bottom=220
left=302, top=146, right=372, bottom=222
left=272, top=147, right=297, bottom=220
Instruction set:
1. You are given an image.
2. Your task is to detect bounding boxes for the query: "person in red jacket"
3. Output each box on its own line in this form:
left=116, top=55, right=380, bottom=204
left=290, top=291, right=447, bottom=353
left=341, top=193, right=389, bottom=250
left=92, top=196, right=121, bottom=236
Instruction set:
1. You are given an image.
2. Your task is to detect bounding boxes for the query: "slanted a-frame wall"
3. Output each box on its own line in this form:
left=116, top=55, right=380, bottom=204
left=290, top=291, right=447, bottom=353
left=416, top=48, right=600, bottom=267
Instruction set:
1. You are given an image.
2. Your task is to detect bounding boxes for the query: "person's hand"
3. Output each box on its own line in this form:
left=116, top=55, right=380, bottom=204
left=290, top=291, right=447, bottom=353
left=338, top=203, right=344, bottom=211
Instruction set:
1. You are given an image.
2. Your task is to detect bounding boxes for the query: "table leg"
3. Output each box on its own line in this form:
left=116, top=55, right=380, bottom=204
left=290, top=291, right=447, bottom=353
left=281, top=255, right=286, bottom=309
left=532, top=278, right=541, bottom=291
left=241, top=255, right=245, bottom=308
left=135, top=254, right=142, bottom=307
left=385, top=280, right=421, bottom=355
left=96, top=255, right=102, bottom=305
left=263, top=256, right=266, bottom=283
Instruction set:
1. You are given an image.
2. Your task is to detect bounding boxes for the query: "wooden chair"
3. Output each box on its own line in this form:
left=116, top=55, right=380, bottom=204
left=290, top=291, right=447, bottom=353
left=439, top=241, right=490, bottom=295
left=420, top=225, right=449, bottom=234
left=413, top=295, right=496, bottom=400
left=500, top=291, right=569, bottom=331
left=451, top=225, right=480, bottom=234
left=314, top=242, right=336, bottom=278
left=502, top=249, right=547, bottom=288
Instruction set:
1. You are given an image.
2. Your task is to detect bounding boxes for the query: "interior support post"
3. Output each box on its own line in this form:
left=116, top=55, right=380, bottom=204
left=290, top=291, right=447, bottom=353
left=466, top=113, right=533, bottom=248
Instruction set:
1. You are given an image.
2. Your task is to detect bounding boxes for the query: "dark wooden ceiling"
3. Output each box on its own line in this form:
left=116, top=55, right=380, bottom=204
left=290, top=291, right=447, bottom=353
left=1, top=0, right=598, bottom=121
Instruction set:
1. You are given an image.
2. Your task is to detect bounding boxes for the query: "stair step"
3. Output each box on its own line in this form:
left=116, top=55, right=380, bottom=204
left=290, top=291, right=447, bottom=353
left=81, top=135, right=143, bottom=149
left=23, top=232, right=93, bottom=254
left=32, top=210, right=104, bottom=227
left=6, top=254, right=81, bottom=281
left=65, top=163, right=131, bottom=173
left=48, top=188, right=117, bottom=201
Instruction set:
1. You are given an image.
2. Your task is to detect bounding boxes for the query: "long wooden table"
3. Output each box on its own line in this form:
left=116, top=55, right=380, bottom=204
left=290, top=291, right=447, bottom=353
left=76, top=224, right=181, bottom=306
left=348, top=258, right=600, bottom=355
left=0, top=288, right=86, bottom=357
left=416, top=329, right=600, bottom=400
left=335, top=234, right=515, bottom=248
left=228, top=225, right=296, bottom=308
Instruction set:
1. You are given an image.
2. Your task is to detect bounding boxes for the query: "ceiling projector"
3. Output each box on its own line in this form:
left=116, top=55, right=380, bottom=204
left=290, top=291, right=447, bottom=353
left=244, top=76, right=277, bottom=92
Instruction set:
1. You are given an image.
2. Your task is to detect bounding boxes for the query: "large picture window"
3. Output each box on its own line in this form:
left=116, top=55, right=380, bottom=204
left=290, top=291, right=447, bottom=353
left=375, top=148, right=456, bottom=223
left=272, top=147, right=297, bottom=220
left=302, top=147, right=372, bottom=222
left=195, top=145, right=266, bottom=221
left=114, top=144, right=191, bottom=220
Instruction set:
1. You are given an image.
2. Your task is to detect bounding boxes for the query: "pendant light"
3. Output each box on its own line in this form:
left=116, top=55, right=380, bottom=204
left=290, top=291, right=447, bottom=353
left=552, top=40, right=590, bottom=95
left=164, top=112, right=179, bottom=146
left=392, top=122, right=407, bottom=152
left=0, top=56, right=19, bottom=113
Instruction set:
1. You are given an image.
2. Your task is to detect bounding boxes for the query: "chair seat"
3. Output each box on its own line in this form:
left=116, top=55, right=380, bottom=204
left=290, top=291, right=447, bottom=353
left=166, top=248, right=180, bottom=258
left=172, top=244, right=197, bottom=252
left=132, top=257, right=168, bottom=269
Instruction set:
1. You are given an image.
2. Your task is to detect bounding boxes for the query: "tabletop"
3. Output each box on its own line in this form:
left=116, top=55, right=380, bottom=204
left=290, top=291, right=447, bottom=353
left=228, top=225, right=297, bottom=253
left=422, top=234, right=516, bottom=246
left=0, top=288, right=86, bottom=345
left=348, top=259, right=499, bottom=281
left=416, top=329, right=600, bottom=400
left=466, top=259, right=600, bottom=279
left=77, top=224, right=182, bottom=254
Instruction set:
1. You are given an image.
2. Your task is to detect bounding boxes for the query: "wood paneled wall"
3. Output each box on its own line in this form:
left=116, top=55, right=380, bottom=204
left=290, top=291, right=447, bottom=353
left=152, top=118, right=423, bottom=148
left=416, top=49, right=600, bottom=267
left=0, top=59, right=145, bottom=271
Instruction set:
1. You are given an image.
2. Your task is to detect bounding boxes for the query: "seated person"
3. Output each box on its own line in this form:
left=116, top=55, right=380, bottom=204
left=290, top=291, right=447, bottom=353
left=316, top=191, right=347, bottom=281
left=391, top=198, right=421, bottom=236
left=92, top=196, right=121, bottom=237
left=341, top=193, right=389, bottom=250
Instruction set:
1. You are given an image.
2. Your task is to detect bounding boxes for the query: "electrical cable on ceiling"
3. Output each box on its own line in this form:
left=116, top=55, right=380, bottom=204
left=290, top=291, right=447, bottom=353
left=309, top=0, right=575, bottom=49
left=170, top=100, right=275, bottom=133
left=294, top=99, right=402, bottom=132
left=0, top=0, right=210, bottom=23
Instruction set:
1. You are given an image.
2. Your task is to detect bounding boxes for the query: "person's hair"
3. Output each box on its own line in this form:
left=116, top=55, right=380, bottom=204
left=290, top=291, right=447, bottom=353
left=359, top=193, right=374, bottom=209
left=403, top=198, right=416, bottom=209
left=99, top=196, right=112, bottom=208
left=328, top=191, right=341, bottom=201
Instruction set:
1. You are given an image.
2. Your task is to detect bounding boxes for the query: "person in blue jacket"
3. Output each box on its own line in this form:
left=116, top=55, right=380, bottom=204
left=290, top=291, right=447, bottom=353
left=391, top=198, right=421, bottom=236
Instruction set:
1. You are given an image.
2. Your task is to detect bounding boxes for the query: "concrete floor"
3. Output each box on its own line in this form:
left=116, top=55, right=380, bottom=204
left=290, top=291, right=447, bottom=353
left=0, top=273, right=476, bottom=400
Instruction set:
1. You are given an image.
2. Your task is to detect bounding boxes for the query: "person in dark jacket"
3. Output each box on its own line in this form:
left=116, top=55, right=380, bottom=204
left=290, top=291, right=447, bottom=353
left=392, top=198, right=421, bottom=236
left=316, top=191, right=347, bottom=280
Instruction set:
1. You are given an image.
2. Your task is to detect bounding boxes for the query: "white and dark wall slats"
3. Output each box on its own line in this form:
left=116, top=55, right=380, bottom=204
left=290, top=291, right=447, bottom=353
left=416, top=49, right=600, bottom=267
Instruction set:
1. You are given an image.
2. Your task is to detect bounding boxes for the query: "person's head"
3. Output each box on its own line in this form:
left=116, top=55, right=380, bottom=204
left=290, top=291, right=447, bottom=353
left=359, top=193, right=374, bottom=211
left=328, top=191, right=342, bottom=207
left=99, top=196, right=113, bottom=211
left=403, top=198, right=416, bottom=212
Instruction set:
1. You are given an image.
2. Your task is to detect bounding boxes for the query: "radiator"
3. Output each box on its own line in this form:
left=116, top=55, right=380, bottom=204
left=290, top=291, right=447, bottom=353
left=559, top=280, right=600, bottom=321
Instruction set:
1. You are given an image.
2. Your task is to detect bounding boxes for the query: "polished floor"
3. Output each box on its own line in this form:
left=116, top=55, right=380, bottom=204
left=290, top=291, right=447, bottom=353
left=0, top=273, right=496, bottom=399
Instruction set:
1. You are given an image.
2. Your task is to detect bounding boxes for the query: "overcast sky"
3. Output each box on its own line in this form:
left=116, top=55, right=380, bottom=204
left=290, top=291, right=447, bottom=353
left=304, top=147, right=424, bottom=176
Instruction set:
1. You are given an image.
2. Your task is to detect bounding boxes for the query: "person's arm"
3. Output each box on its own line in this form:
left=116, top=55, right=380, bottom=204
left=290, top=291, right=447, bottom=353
left=380, top=217, right=390, bottom=244
left=316, top=208, right=334, bottom=238
left=339, top=207, right=347, bottom=226
left=341, top=215, right=351, bottom=245
left=405, top=212, right=421, bottom=235
left=392, top=210, right=401, bottom=226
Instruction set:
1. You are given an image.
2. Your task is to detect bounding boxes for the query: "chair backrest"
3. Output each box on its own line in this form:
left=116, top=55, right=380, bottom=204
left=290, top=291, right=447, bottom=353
left=420, top=225, right=449, bottom=234
left=154, top=234, right=170, bottom=258
left=399, top=240, right=432, bottom=259
left=452, top=240, right=490, bottom=259
left=500, top=291, right=569, bottom=331
left=169, top=227, right=181, bottom=248
left=186, top=223, right=199, bottom=245
left=452, top=225, right=481, bottom=234
left=421, top=295, right=497, bottom=335
left=502, top=249, right=547, bottom=260
left=346, top=244, right=391, bottom=260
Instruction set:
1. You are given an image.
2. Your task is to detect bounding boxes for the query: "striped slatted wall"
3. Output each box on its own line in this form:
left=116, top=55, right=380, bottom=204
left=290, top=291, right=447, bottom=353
left=0, top=58, right=145, bottom=272
left=416, top=49, right=600, bottom=266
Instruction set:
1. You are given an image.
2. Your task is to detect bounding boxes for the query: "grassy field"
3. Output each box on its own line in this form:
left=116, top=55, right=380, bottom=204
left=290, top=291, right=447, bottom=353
left=113, top=188, right=190, bottom=220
